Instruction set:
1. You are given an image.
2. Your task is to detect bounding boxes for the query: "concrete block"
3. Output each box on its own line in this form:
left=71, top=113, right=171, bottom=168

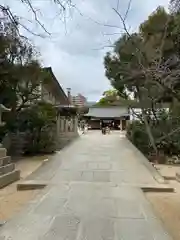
left=142, top=186, right=174, bottom=193
left=0, top=156, right=11, bottom=167
left=0, top=170, right=20, bottom=189
left=0, top=163, right=15, bottom=175
left=17, top=180, right=47, bottom=191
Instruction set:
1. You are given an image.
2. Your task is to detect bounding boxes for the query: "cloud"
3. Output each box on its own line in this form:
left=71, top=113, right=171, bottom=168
left=2, top=0, right=170, bottom=100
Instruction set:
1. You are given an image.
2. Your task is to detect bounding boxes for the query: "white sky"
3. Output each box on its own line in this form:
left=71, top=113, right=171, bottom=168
left=2, top=0, right=170, bottom=100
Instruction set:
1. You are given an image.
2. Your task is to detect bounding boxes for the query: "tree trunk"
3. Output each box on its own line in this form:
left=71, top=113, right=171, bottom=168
left=141, top=108, right=158, bottom=156
left=136, top=87, right=158, bottom=157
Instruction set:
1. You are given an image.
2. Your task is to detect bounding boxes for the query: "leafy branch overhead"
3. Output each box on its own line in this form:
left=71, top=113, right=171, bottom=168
left=0, top=13, right=46, bottom=112
left=0, top=13, right=57, bottom=154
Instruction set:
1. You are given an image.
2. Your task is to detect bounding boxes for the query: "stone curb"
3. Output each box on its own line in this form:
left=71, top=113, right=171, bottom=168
left=126, top=139, right=167, bottom=184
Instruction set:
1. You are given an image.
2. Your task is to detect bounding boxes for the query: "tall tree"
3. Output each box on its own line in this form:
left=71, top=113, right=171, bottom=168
left=170, top=0, right=180, bottom=12
left=104, top=6, right=180, bottom=156
left=0, top=13, right=46, bottom=131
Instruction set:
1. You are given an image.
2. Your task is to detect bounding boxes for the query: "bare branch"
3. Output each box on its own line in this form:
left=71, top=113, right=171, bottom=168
left=124, top=0, right=132, bottom=21
left=0, top=6, right=46, bottom=38
left=21, top=0, right=51, bottom=35
left=116, top=0, right=120, bottom=11
left=0, top=0, right=76, bottom=37
left=112, top=7, right=131, bottom=36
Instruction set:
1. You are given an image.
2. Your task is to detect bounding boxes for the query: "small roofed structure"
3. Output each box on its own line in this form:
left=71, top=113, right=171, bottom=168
left=55, top=105, right=78, bottom=116
left=42, top=67, right=79, bottom=116
left=85, top=107, right=128, bottom=119
left=84, top=106, right=129, bottom=130
left=42, top=67, right=69, bottom=106
left=41, top=67, right=79, bottom=149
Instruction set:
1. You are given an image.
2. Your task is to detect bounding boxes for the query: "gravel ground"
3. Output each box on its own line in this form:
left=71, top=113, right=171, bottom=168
left=0, top=156, right=46, bottom=221
left=146, top=164, right=180, bottom=240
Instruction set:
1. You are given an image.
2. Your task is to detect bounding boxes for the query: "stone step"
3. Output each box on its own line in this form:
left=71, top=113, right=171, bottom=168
left=0, top=170, right=20, bottom=189
left=141, top=185, right=174, bottom=193
left=0, top=156, right=11, bottom=167
left=0, top=163, right=15, bottom=176
left=0, top=148, right=7, bottom=158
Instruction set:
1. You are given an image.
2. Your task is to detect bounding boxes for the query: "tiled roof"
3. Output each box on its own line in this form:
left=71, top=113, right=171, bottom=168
left=43, top=67, right=69, bottom=105
left=85, top=107, right=129, bottom=118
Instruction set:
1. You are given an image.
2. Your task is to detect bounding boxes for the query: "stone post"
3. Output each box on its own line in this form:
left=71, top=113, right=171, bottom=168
left=70, top=118, right=73, bottom=132
left=59, top=117, right=63, bottom=132
left=56, top=115, right=60, bottom=134
left=74, top=116, right=78, bottom=133
left=120, top=119, right=122, bottom=131
left=65, top=118, right=69, bottom=133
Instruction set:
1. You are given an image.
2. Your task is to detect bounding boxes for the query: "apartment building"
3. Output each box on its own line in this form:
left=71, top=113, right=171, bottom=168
left=71, top=94, right=87, bottom=107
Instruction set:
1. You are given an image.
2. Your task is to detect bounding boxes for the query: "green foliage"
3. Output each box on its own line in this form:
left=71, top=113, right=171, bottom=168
left=18, top=102, right=57, bottom=154
left=0, top=12, right=57, bottom=155
left=127, top=108, right=180, bottom=161
left=97, top=89, right=120, bottom=106
left=0, top=14, right=44, bottom=110
left=104, top=7, right=180, bottom=104
left=96, top=89, right=139, bottom=107
left=127, top=121, right=151, bottom=156
left=170, top=0, right=180, bottom=13
left=104, top=6, right=180, bottom=158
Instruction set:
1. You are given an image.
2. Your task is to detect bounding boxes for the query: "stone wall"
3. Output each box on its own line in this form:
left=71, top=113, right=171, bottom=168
left=2, top=115, right=79, bottom=157
left=56, top=115, right=79, bottom=150
left=2, top=132, right=27, bottom=159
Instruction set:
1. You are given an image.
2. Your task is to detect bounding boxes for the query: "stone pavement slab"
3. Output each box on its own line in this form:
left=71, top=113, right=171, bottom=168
left=0, top=131, right=172, bottom=239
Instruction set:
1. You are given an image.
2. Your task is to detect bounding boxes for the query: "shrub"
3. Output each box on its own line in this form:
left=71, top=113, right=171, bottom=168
left=19, top=102, right=57, bottom=154
left=127, top=121, right=150, bottom=156
left=2, top=102, right=57, bottom=155
left=127, top=111, right=180, bottom=163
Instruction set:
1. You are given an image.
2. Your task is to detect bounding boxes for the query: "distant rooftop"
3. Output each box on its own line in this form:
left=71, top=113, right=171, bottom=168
left=84, top=106, right=129, bottom=119
left=85, top=101, right=96, bottom=107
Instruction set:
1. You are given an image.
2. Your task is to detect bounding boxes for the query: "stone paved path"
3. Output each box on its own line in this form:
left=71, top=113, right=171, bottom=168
left=0, top=131, right=172, bottom=239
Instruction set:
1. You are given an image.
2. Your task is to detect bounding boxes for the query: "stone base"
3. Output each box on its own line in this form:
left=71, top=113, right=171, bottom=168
left=0, top=163, right=15, bottom=175
left=0, top=156, right=11, bottom=166
left=0, top=170, right=20, bottom=189
left=0, top=148, right=7, bottom=158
